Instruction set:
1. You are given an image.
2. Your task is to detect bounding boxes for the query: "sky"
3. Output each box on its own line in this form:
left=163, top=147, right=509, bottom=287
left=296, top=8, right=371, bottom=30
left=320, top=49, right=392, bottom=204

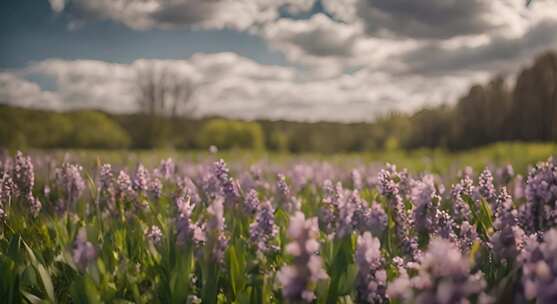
left=0, top=0, right=556, bottom=122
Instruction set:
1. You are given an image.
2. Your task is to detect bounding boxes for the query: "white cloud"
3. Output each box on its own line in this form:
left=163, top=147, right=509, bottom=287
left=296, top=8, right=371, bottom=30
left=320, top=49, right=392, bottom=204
left=2, top=53, right=492, bottom=122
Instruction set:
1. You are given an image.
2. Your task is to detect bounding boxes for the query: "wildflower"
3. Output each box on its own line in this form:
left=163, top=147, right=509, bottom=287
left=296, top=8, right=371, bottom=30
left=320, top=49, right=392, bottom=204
left=55, top=163, right=85, bottom=209
left=276, top=173, right=300, bottom=212
left=73, top=228, right=97, bottom=271
left=176, top=195, right=203, bottom=246
left=147, top=175, right=162, bottom=200
left=489, top=187, right=525, bottom=261
left=355, top=232, right=388, bottom=303
left=213, top=159, right=239, bottom=205
left=177, top=177, right=200, bottom=205
left=411, top=175, right=441, bottom=234
left=479, top=168, right=497, bottom=204
left=244, top=189, right=260, bottom=215
left=133, top=164, right=149, bottom=193
left=145, top=225, right=163, bottom=245
left=13, top=151, right=34, bottom=195
left=205, top=197, right=228, bottom=263
left=520, top=229, right=557, bottom=304
left=457, top=221, right=479, bottom=252
left=450, top=176, right=474, bottom=222
left=249, top=200, right=278, bottom=254
left=520, top=157, right=557, bottom=234
left=278, top=212, right=328, bottom=302
left=378, top=164, right=418, bottom=259
left=388, top=238, right=487, bottom=304
left=116, top=170, right=133, bottom=199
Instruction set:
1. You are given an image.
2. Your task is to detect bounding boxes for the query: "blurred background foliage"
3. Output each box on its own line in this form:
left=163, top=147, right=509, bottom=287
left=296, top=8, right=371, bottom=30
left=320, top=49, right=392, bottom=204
left=0, top=51, right=555, bottom=153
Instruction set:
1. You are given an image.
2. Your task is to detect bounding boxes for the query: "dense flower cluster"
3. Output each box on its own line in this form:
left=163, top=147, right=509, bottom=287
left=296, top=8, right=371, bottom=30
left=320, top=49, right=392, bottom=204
left=1, top=151, right=557, bottom=303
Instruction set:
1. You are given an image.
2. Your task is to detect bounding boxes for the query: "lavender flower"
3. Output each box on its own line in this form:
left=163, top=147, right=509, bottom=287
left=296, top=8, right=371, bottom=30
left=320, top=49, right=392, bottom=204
left=13, top=151, right=34, bottom=195
left=278, top=212, right=328, bottom=302
left=249, top=200, right=278, bottom=254
left=520, top=228, right=557, bottom=304
left=378, top=164, right=418, bottom=259
left=177, top=177, right=201, bottom=205
left=116, top=170, right=133, bottom=199
left=147, top=175, right=162, bottom=201
left=355, top=232, right=387, bottom=303
left=205, top=197, right=228, bottom=263
left=457, top=221, right=479, bottom=252
left=55, top=163, right=85, bottom=209
left=411, top=175, right=441, bottom=234
left=353, top=199, right=388, bottom=237
left=276, top=173, right=300, bottom=213
left=489, top=187, right=525, bottom=261
left=479, top=168, right=496, bottom=204
left=244, top=189, right=260, bottom=215
left=388, top=238, right=487, bottom=304
left=176, top=195, right=203, bottom=246
left=520, top=157, right=557, bottom=234
left=213, top=159, right=239, bottom=205
left=73, top=228, right=97, bottom=271
left=145, top=225, right=163, bottom=245
left=450, top=176, right=474, bottom=222
left=133, top=164, right=149, bottom=193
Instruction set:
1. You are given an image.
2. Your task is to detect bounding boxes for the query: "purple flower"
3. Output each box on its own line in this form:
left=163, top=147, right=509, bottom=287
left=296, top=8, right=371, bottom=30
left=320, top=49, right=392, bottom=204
left=378, top=165, right=418, bottom=259
left=13, top=151, right=34, bottom=196
left=72, top=228, right=97, bottom=271
left=147, top=175, right=162, bottom=201
left=355, top=232, right=387, bottom=303
left=176, top=195, right=203, bottom=246
left=520, top=157, right=557, bottom=234
left=133, top=164, right=149, bottom=193
left=388, top=238, right=487, bottom=304
left=353, top=199, right=388, bottom=237
left=520, top=229, right=557, bottom=304
left=276, top=173, right=300, bottom=213
left=145, top=225, right=163, bottom=245
left=479, top=168, right=496, bottom=204
left=457, top=221, right=479, bottom=252
left=249, top=199, right=278, bottom=254
left=116, top=170, right=134, bottom=199
left=205, top=197, right=228, bottom=263
left=213, top=159, right=239, bottom=205
left=450, top=176, right=474, bottom=222
left=177, top=177, right=200, bottom=205
left=278, top=212, right=328, bottom=302
left=489, top=187, right=525, bottom=261
left=411, top=175, right=441, bottom=234
left=55, top=163, right=85, bottom=209
left=244, top=189, right=260, bottom=215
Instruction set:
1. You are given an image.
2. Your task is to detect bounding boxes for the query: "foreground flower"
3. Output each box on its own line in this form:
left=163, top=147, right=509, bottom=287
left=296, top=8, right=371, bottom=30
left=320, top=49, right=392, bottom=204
left=72, top=228, right=97, bottom=271
left=520, top=157, right=557, bottom=234
left=176, top=195, right=203, bottom=246
left=489, top=188, right=525, bottom=261
left=276, top=173, right=301, bottom=213
left=388, top=238, right=487, bottom=304
left=520, top=229, right=557, bottom=304
left=278, top=212, right=328, bottom=302
left=213, top=159, right=239, bottom=205
left=249, top=199, right=278, bottom=254
left=355, top=232, right=387, bottom=303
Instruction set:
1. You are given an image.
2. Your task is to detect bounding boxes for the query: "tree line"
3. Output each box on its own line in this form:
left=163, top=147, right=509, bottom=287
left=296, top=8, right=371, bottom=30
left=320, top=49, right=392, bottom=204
left=0, top=51, right=555, bottom=153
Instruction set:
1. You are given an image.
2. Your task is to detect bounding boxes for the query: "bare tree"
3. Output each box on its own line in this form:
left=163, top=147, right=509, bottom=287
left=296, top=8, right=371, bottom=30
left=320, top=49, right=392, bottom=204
left=135, top=63, right=196, bottom=118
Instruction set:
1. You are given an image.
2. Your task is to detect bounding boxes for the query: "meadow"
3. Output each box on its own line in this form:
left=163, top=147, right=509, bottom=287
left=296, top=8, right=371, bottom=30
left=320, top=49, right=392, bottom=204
left=1, top=142, right=557, bottom=303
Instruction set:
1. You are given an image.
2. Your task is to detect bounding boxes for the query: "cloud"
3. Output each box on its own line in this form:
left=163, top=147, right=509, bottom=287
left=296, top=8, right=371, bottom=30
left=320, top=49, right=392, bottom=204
left=50, top=0, right=318, bottom=30
left=401, top=20, right=557, bottom=75
left=2, top=53, right=489, bottom=122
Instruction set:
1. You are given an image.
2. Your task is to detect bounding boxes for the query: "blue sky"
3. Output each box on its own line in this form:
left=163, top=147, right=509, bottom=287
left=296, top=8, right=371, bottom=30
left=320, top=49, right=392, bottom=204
left=1, top=0, right=556, bottom=121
